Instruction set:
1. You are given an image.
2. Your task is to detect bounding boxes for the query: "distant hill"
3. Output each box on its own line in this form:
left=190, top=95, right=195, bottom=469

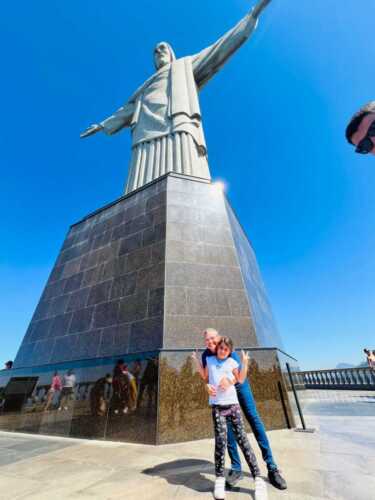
left=357, top=361, right=368, bottom=368
left=335, top=362, right=355, bottom=369
left=335, top=361, right=368, bottom=369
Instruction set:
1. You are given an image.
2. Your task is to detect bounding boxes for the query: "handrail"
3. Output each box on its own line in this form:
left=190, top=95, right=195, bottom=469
left=294, top=367, right=375, bottom=390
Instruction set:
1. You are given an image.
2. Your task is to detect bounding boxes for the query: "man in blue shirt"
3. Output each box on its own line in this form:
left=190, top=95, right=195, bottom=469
left=198, top=328, right=287, bottom=490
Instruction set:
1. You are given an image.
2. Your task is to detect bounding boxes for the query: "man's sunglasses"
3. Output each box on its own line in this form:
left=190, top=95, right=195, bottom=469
left=355, top=120, right=375, bottom=154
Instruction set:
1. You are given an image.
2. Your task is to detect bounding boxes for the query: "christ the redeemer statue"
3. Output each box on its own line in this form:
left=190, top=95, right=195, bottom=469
left=81, top=0, right=272, bottom=194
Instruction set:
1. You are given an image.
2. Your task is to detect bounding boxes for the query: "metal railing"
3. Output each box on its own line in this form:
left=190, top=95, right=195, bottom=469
left=295, top=367, right=375, bottom=390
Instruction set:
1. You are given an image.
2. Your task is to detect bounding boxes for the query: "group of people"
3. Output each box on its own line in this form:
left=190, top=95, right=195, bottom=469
left=364, top=349, right=375, bottom=370
left=192, top=328, right=287, bottom=500
left=41, top=359, right=157, bottom=417
left=93, top=359, right=139, bottom=416
left=90, top=358, right=157, bottom=417
left=44, top=369, right=76, bottom=412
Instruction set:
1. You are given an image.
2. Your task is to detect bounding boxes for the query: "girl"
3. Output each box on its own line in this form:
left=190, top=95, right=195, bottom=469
left=193, top=337, right=268, bottom=500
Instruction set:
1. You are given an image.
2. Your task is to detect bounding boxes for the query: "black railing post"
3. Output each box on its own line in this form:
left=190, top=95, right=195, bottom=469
left=286, top=363, right=315, bottom=433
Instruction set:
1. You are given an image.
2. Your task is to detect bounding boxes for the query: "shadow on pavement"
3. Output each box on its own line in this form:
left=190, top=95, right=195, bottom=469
left=143, top=458, right=255, bottom=497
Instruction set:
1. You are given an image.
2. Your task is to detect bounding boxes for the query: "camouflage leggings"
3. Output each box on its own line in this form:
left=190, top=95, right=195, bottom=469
left=212, top=404, right=260, bottom=478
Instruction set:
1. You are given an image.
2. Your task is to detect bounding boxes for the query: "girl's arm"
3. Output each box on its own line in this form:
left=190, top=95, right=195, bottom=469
left=233, top=350, right=250, bottom=384
left=191, top=351, right=208, bottom=382
left=191, top=352, right=216, bottom=395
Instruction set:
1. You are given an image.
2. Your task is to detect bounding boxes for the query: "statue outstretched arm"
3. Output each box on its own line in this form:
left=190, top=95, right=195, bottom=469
left=192, top=0, right=272, bottom=89
left=80, top=102, right=135, bottom=138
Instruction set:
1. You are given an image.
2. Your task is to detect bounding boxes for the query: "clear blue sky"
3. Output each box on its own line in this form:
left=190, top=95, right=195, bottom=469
left=1, top=1, right=374, bottom=370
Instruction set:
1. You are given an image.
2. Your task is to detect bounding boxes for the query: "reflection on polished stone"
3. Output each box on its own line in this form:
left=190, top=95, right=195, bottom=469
left=13, top=178, right=167, bottom=369
left=158, top=348, right=296, bottom=444
left=0, top=347, right=297, bottom=444
left=0, top=352, right=158, bottom=444
left=226, top=201, right=284, bottom=350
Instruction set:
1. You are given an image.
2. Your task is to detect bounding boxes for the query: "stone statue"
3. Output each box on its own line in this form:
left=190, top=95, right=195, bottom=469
left=81, top=0, right=273, bottom=194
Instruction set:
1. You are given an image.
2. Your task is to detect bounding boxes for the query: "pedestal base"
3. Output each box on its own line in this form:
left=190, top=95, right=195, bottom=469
left=1, top=173, right=298, bottom=443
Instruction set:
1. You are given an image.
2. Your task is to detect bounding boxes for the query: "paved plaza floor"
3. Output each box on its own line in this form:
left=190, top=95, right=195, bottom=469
left=0, top=390, right=374, bottom=500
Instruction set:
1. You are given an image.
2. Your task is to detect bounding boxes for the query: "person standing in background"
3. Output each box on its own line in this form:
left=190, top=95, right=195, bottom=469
left=44, top=371, right=62, bottom=411
left=58, top=369, right=76, bottom=411
left=364, top=349, right=375, bottom=370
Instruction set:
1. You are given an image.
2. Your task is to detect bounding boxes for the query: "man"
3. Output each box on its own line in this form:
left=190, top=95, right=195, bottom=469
left=81, top=0, right=273, bottom=193
left=111, top=359, right=131, bottom=414
left=137, top=358, right=158, bottom=411
left=364, top=348, right=375, bottom=370
left=4, top=361, right=13, bottom=370
left=123, top=364, right=138, bottom=411
left=90, top=373, right=113, bottom=417
left=345, top=101, right=375, bottom=155
left=58, top=369, right=76, bottom=411
left=196, top=328, right=287, bottom=491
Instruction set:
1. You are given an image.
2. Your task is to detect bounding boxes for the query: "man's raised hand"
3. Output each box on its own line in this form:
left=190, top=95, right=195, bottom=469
left=80, top=123, right=103, bottom=138
left=191, top=350, right=202, bottom=370
left=191, top=349, right=199, bottom=363
left=251, top=0, right=272, bottom=20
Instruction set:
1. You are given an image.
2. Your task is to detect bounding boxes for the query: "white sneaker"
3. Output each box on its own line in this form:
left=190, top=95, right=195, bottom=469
left=214, top=476, right=226, bottom=499
left=255, top=477, right=268, bottom=500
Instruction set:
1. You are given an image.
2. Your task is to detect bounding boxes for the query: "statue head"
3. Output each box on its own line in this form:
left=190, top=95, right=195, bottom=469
left=346, top=101, right=375, bottom=155
left=154, top=41, right=176, bottom=70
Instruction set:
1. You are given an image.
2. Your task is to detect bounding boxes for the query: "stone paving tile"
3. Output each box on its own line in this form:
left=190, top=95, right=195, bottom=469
left=322, top=470, right=375, bottom=500
left=0, top=473, right=41, bottom=500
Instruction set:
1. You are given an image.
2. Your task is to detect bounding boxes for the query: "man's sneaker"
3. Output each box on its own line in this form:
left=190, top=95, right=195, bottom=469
left=254, top=476, right=268, bottom=500
left=226, top=469, right=243, bottom=487
left=268, top=469, right=287, bottom=490
left=214, top=476, right=226, bottom=499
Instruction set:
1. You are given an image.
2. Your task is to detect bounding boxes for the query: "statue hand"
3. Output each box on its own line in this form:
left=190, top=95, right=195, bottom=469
left=80, top=123, right=103, bottom=138
left=251, top=0, right=272, bottom=19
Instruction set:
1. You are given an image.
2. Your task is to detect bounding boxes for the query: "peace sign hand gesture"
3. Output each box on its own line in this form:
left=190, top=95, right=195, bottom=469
left=241, top=350, right=250, bottom=365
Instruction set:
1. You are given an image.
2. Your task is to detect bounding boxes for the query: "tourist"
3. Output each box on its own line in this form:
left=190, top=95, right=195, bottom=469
left=44, top=371, right=62, bottom=411
left=4, top=360, right=13, bottom=370
left=58, top=369, right=76, bottom=411
left=131, top=360, right=142, bottom=389
left=345, top=101, right=375, bottom=155
left=192, top=336, right=267, bottom=500
left=137, top=358, right=158, bottom=411
left=364, top=349, right=375, bottom=370
left=90, top=373, right=113, bottom=416
left=194, top=328, right=287, bottom=491
left=122, top=365, right=138, bottom=411
left=111, top=359, right=131, bottom=414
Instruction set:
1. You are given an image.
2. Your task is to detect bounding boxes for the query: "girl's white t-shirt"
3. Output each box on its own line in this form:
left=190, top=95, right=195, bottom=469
left=206, top=356, right=239, bottom=406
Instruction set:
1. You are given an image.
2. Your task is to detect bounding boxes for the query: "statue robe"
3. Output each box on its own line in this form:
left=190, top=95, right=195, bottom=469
left=99, top=12, right=258, bottom=194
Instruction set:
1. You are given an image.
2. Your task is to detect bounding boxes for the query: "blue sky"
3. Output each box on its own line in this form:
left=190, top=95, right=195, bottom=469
left=1, top=1, right=374, bottom=370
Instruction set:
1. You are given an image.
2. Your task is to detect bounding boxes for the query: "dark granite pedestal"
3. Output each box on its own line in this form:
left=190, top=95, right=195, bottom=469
left=0, top=173, right=298, bottom=444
